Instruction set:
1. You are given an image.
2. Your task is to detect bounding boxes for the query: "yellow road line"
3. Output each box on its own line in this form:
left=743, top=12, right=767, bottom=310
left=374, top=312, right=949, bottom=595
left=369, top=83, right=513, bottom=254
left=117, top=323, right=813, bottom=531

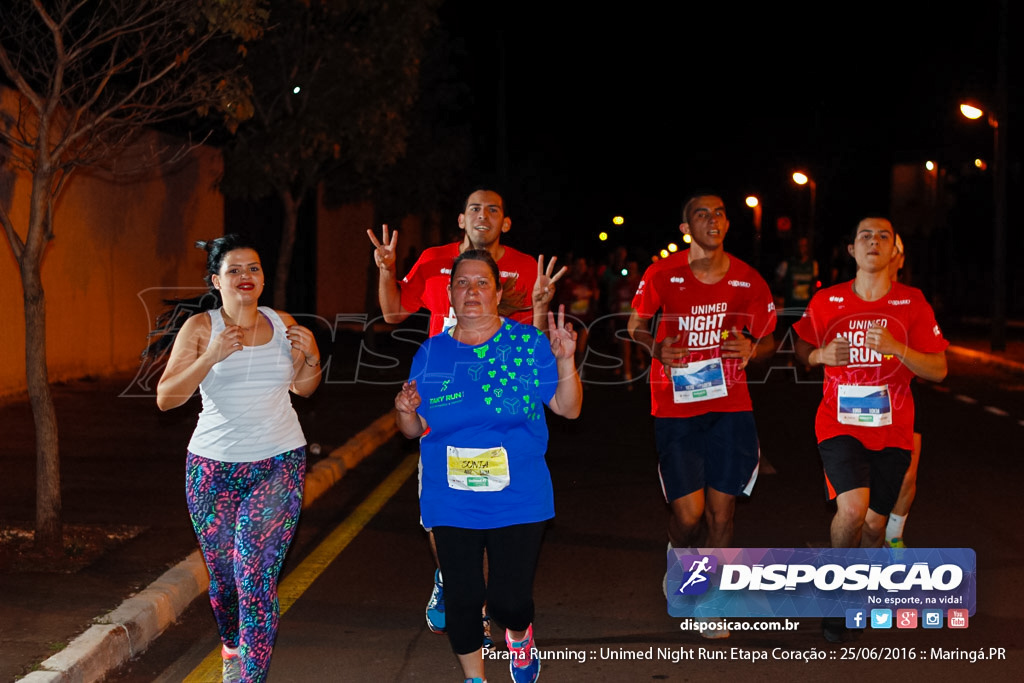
left=184, top=452, right=418, bottom=681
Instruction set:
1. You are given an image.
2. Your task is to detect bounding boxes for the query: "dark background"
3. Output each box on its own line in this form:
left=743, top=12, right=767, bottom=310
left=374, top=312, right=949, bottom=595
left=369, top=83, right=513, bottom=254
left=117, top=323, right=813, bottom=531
left=434, top=0, right=1020, bottom=318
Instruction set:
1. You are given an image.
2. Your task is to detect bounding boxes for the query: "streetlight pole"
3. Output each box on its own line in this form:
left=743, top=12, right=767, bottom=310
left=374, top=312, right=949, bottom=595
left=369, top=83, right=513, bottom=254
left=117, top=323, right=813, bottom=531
left=958, top=1, right=1008, bottom=351
left=792, top=172, right=817, bottom=257
left=745, top=196, right=762, bottom=270
left=992, top=0, right=1008, bottom=352
left=961, top=102, right=1006, bottom=350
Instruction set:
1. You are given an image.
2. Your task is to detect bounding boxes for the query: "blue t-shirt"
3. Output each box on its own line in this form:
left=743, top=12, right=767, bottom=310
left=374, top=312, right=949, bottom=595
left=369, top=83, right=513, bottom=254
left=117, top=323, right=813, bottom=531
left=410, top=319, right=559, bottom=529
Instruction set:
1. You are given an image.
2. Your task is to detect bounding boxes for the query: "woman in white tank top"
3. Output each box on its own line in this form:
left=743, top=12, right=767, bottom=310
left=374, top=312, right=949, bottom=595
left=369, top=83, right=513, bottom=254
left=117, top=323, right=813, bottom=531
left=150, top=234, right=321, bottom=682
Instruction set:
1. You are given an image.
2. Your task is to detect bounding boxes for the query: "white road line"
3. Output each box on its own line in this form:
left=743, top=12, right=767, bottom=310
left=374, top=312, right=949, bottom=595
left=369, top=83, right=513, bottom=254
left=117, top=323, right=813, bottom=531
left=984, top=406, right=1010, bottom=417
left=954, top=394, right=978, bottom=404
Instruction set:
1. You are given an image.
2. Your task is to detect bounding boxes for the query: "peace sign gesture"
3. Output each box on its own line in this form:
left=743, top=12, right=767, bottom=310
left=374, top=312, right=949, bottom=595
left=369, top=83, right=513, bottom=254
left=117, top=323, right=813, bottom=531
left=547, top=304, right=577, bottom=361
left=367, top=224, right=398, bottom=272
left=532, top=254, right=568, bottom=306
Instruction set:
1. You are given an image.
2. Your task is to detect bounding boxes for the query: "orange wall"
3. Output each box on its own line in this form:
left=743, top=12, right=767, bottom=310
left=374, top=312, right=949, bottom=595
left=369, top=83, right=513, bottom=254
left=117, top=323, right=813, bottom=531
left=315, top=196, right=429, bottom=328
left=1, top=91, right=224, bottom=398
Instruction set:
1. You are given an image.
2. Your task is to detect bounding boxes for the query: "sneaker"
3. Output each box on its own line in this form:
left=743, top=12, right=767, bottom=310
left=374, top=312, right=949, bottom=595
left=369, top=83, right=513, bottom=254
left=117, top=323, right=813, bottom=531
left=822, top=617, right=862, bottom=643
left=886, top=537, right=907, bottom=549
left=697, top=617, right=730, bottom=640
left=506, top=624, right=541, bottom=683
left=221, top=645, right=241, bottom=683
left=482, top=613, right=494, bottom=651
left=426, top=569, right=445, bottom=634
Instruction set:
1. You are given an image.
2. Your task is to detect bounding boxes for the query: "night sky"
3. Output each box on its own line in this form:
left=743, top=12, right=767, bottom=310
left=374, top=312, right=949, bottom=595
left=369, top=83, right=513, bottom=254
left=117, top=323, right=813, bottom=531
left=439, top=0, right=1018, bottom=285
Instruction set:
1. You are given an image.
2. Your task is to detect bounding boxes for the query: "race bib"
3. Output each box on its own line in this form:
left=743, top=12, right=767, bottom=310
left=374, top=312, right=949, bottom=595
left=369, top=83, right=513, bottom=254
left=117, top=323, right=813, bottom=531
left=446, top=446, right=510, bottom=491
left=837, top=384, right=892, bottom=427
left=670, top=358, right=728, bottom=404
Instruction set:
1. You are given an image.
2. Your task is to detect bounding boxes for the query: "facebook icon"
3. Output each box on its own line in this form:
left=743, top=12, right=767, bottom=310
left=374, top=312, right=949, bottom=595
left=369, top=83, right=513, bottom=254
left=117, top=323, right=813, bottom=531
left=845, top=609, right=866, bottom=630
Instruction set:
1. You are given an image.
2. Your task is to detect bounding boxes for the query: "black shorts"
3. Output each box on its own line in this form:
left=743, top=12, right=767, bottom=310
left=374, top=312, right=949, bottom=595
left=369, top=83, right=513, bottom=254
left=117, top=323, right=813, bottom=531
left=655, top=412, right=760, bottom=501
left=819, top=435, right=910, bottom=515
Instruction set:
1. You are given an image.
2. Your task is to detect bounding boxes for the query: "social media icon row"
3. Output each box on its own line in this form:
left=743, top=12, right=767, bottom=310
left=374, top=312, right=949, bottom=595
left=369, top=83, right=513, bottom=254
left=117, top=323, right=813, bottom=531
left=845, top=608, right=968, bottom=629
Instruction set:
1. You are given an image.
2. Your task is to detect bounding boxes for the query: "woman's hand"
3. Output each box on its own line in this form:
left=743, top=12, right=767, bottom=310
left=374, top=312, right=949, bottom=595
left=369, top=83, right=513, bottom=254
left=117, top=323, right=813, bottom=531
left=547, top=304, right=583, bottom=419
left=287, top=324, right=319, bottom=366
left=547, top=305, right=577, bottom=360
left=205, top=325, right=245, bottom=364
left=395, top=380, right=427, bottom=438
left=395, top=380, right=422, bottom=414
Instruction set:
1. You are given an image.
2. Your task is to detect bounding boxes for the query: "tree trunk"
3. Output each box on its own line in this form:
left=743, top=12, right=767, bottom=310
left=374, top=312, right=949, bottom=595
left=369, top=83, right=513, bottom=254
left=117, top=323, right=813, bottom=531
left=22, top=168, right=62, bottom=552
left=273, top=189, right=302, bottom=310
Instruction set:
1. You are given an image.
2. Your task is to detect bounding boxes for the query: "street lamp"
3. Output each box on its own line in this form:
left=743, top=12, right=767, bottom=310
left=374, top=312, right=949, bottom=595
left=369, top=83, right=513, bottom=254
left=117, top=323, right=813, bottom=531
left=744, top=195, right=762, bottom=231
left=960, top=100, right=1007, bottom=351
left=745, top=195, right=762, bottom=269
left=791, top=172, right=817, bottom=254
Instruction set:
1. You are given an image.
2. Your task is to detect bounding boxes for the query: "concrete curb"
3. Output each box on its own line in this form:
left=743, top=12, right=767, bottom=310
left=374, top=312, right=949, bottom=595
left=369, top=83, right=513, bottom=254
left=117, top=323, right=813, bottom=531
left=21, top=410, right=399, bottom=682
left=947, top=344, right=1024, bottom=374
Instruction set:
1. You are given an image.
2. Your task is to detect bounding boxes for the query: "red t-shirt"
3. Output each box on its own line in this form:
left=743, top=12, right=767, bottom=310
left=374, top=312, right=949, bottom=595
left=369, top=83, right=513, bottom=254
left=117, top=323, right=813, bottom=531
left=792, top=281, right=948, bottom=450
left=631, top=252, right=776, bottom=418
left=400, top=242, right=538, bottom=336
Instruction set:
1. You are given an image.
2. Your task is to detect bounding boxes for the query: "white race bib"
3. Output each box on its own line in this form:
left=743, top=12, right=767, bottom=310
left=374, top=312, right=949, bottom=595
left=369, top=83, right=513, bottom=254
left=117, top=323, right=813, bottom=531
left=837, top=384, right=892, bottom=427
left=670, top=358, right=728, bottom=404
left=446, top=446, right=510, bottom=491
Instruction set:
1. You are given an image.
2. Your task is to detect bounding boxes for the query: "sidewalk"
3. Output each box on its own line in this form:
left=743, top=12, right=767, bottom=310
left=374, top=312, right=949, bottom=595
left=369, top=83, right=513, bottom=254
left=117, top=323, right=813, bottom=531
left=1, top=322, right=1022, bottom=682
left=0, top=329, right=411, bottom=682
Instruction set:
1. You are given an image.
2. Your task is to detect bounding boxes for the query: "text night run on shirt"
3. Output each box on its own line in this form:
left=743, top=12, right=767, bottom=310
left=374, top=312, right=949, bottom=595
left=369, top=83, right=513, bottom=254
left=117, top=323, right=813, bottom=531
left=677, top=303, right=728, bottom=348
left=837, top=319, right=889, bottom=365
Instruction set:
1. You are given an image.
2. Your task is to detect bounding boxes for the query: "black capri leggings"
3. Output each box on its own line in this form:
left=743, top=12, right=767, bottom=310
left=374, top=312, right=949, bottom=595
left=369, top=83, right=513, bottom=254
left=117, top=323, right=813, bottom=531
left=432, top=521, right=547, bottom=655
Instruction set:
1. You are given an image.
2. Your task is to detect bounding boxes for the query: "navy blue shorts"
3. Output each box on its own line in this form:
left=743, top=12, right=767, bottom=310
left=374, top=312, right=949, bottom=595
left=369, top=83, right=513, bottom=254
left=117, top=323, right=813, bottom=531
left=818, top=435, right=910, bottom=515
left=655, top=412, right=760, bottom=502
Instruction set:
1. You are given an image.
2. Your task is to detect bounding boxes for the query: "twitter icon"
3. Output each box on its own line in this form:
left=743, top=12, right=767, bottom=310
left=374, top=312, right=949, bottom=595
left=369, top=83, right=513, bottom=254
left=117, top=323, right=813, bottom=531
left=870, top=609, right=893, bottom=629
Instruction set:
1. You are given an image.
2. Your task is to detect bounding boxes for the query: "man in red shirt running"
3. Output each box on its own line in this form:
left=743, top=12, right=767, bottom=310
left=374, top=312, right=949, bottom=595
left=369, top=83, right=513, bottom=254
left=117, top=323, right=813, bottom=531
left=793, top=217, right=947, bottom=643
left=629, top=193, right=776, bottom=638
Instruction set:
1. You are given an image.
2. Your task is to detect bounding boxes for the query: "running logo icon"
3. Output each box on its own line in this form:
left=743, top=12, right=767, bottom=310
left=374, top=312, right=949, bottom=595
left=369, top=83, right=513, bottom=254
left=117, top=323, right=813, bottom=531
left=676, top=555, right=718, bottom=596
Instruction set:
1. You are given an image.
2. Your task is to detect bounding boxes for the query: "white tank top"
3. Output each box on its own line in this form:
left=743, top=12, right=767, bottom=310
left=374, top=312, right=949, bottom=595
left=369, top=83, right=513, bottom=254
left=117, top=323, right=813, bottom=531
left=187, top=307, right=306, bottom=462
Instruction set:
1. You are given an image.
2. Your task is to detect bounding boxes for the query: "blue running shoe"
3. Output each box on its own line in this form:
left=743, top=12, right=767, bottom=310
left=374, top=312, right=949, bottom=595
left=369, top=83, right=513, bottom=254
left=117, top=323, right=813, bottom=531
left=482, top=613, right=494, bottom=651
left=425, top=569, right=446, bottom=633
left=507, top=624, right=540, bottom=683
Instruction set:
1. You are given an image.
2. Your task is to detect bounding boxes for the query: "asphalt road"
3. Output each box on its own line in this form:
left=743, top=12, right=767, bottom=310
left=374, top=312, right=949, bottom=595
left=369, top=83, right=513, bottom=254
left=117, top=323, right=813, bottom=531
left=102, top=345, right=1024, bottom=682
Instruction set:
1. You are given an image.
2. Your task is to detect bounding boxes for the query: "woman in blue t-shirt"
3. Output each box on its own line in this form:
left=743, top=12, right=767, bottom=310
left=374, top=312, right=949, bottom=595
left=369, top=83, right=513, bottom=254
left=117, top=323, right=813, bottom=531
left=395, top=249, right=582, bottom=683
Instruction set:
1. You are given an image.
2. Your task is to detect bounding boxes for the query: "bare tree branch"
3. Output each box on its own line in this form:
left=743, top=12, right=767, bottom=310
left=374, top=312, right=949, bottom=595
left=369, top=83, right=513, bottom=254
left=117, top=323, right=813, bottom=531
left=0, top=205, right=25, bottom=263
left=0, top=0, right=268, bottom=552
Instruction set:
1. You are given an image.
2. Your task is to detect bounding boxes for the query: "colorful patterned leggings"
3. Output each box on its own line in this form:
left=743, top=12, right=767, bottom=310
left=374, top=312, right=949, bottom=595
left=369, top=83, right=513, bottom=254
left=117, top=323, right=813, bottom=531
left=186, top=448, right=305, bottom=683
